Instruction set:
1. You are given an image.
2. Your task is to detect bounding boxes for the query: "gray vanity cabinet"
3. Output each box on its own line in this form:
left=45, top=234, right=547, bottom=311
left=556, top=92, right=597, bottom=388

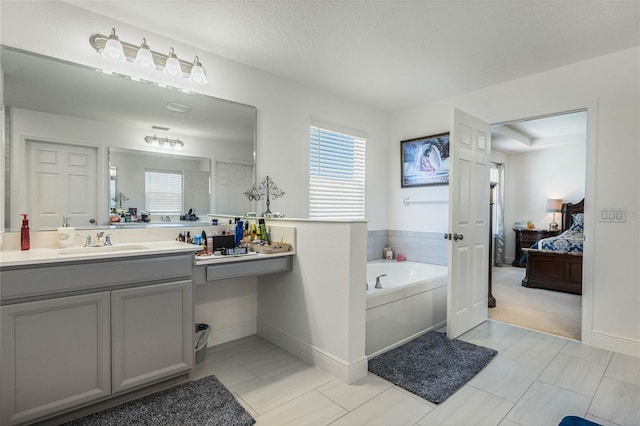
left=111, top=280, right=193, bottom=393
left=0, top=253, right=195, bottom=425
left=0, top=292, right=111, bottom=426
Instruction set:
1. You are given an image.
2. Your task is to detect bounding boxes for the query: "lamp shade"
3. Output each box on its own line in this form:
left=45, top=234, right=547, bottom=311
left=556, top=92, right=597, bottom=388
left=164, top=48, right=182, bottom=77
left=134, top=38, right=155, bottom=69
left=189, top=57, right=207, bottom=85
left=546, top=199, right=563, bottom=212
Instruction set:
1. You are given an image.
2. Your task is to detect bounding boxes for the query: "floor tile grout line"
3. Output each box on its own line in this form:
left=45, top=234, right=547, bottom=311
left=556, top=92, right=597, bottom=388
left=584, top=373, right=638, bottom=424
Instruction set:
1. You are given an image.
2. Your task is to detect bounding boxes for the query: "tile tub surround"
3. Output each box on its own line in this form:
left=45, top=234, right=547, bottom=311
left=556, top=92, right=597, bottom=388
left=367, top=230, right=447, bottom=265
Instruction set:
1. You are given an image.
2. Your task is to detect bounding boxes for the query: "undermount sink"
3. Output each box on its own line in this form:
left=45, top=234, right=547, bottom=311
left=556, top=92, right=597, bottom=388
left=57, top=244, right=149, bottom=255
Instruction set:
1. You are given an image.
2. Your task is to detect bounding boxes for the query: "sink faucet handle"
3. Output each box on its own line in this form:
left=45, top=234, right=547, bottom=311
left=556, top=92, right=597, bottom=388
left=104, top=233, right=114, bottom=246
left=78, top=234, right=92, bottom=247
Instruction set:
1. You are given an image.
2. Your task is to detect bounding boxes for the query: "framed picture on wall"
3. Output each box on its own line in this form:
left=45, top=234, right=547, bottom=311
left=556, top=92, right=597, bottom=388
left=400, top=132, right=450, bottom=187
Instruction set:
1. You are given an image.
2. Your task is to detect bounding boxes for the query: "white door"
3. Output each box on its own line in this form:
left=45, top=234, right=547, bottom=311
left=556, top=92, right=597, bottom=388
left=215, top=162, right=253, bottom=215
left=447, top=108, right=491, bottom=339
left=183, top=170, right=211, bottom=216
left=28, top=141, right=97, bottom=229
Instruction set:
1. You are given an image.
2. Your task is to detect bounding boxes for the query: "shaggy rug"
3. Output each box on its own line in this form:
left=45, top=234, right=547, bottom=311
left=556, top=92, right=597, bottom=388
left=64, top=375, right=255, bottom=426
left=368, top=331, right=497, bottom=404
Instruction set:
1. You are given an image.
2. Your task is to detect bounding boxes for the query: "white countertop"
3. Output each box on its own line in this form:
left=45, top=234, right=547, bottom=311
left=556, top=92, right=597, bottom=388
left=0, top=241, right=201, bottom=267
left=193, top=250, right=295, bottom=266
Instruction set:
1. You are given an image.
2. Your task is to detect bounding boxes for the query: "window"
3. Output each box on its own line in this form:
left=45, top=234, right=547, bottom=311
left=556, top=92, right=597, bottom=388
left=309, top=125, right=365, bottom=219
left=145, top=170, right=183, bottom=214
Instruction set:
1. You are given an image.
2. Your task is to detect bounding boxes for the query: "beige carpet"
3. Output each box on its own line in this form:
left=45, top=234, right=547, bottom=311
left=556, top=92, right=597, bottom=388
left=489, top=265, right=581, bottom=340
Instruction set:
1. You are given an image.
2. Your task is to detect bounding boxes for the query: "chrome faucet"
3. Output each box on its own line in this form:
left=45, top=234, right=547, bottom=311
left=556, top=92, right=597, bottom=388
left=78, top=232, right=114, bottom=247
left=93, top=231, right=106, bottom=247
left=375, top=274, right=387, bottom=289
left=80, top=234, right=92, bottom=247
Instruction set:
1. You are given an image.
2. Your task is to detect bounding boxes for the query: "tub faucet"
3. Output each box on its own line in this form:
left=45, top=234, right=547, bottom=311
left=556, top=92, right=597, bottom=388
left=375, top=274, right=387, bottom=289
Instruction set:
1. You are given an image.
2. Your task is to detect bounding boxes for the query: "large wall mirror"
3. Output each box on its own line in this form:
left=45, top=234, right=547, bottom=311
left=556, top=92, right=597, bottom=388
left=2, top=46, right=257, bottom=232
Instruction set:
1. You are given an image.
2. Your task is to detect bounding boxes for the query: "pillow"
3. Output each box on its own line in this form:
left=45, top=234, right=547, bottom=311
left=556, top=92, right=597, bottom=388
left=569, top=213, right=584, bottom=232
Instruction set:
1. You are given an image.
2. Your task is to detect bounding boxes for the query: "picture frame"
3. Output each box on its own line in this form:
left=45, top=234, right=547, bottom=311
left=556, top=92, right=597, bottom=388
left=400, top=132, right=450, bottom=187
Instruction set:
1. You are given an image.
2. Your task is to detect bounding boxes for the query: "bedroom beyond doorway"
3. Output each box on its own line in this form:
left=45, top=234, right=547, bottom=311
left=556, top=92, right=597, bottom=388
left=488, top=110, right=587, bottom=340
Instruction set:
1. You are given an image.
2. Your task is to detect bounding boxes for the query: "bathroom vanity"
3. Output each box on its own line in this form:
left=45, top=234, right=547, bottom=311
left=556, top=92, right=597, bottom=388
left=0, top=243, right=197, bottom=425
left=0, top=238, right=295, bottom=425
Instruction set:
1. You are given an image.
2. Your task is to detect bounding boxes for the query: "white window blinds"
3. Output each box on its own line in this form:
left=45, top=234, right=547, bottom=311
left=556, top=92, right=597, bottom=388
left=309, top=125, right=366, bottom=219
left=145, top=170, right=183, bottom=214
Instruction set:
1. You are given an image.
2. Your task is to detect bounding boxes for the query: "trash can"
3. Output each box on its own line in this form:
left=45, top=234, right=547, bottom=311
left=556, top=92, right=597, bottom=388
left=195, top=323, right=211, bottom=364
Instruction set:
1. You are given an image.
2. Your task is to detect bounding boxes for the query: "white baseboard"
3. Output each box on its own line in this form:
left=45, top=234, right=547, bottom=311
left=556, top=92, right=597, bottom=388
left=209, top=320, right=257, bottom=347
left=590, top=330, right=640, bottom=358
left=367, top=321, right=446, bottom=359
left=258, top=323, right=368, bottom=384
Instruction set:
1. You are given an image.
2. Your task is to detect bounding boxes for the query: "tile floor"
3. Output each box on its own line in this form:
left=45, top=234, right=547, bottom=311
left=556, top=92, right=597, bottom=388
left=191, top=320, right=640, bottom=425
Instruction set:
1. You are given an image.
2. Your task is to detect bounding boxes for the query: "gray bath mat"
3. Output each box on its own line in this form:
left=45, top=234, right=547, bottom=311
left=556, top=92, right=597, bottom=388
left=368, top=331, right=497, bottom=404
left=64, top=375, right=255, bottom=426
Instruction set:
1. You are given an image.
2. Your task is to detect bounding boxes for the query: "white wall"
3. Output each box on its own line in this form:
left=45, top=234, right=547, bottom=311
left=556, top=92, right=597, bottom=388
left=258, top=220, right=368, bottom=384
left=503, top=143, right=586, bottom=263
left=0, top=1, right=381, bottom=371
left=0, top=1, right=390, bottom=229
left=390, top=47, right=640, bottom=356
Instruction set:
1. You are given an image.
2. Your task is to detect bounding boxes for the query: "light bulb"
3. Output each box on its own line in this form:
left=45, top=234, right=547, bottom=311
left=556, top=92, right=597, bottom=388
left=102, top=28, right=126, bottom=62
left=164, top=47, right=182, bottom=77
left=189, top=56, right=208, bottom=85
left=133, top=38, right=156, bottom=69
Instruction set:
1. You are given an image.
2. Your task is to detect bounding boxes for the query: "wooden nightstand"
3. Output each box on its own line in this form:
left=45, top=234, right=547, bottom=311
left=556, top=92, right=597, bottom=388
left=511, top=228, right=561, bottom=267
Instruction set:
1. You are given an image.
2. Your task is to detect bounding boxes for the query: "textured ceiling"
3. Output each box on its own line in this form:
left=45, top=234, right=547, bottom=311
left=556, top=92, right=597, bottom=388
left=66, top=1, right=640, bottom=112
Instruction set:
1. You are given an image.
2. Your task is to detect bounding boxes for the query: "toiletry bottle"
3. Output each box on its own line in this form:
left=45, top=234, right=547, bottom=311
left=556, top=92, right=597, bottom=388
left=57, top=216, right=75, bottom=248
left=386, top=247, right=394, bottom=260
left=235, top=220, right=244, bottom=246
left=258, top=219, right=269, bottom=244
left=20, top=214, right=30, bottom=250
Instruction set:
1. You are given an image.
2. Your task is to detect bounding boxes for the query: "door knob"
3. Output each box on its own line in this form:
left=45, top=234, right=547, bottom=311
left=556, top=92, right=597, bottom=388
left=453, top=233, right=464, bottom=241
left=444, top=233, right=452, bottom=240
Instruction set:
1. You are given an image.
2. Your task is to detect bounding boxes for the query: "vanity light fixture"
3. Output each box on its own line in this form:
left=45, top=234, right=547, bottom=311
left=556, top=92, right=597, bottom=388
left=189, top=56, right=208, bottom=85
left=90, top=28, right=208, bottom=85
left=164, top=47, right=182, bottom=77
left=133, top=38, right=155, bottom=70
left=101, top=28, right=126, bottom=62
left=145, top=135, right=184, bottom=150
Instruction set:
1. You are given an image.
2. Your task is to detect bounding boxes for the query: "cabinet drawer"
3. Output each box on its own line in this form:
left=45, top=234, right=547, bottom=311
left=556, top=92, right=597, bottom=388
left=1, top=254, right=192, bottom=302
left=205, top=256, right=292, bottom=282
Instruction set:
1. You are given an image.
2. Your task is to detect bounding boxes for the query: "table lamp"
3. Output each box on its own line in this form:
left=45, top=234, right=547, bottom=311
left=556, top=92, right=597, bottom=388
left=546, top=199, right=563, bottom=231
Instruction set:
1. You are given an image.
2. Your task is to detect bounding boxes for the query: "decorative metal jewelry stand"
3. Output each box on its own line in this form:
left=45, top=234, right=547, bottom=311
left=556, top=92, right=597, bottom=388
left=243, top=176, right=285, bottom=216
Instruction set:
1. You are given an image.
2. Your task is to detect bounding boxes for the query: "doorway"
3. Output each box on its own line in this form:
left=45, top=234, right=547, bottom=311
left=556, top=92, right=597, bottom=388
left=27, top=140, right=98, bottom=230
left=488, top=110, right=587, bottom=340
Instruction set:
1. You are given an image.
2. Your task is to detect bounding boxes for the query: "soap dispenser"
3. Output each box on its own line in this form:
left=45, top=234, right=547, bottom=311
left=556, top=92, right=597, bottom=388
left=20, top=214, right=30, bottom=250
left=57, top=217, right=75, bottom=248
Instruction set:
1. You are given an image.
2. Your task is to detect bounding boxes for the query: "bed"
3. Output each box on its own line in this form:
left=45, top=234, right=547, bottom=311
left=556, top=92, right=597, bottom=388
left=521, top=199, right=584, bottom=295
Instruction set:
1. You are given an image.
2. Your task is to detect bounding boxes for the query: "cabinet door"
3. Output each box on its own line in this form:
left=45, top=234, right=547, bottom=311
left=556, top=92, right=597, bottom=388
left=1, top=292, right=111, bottom=426
left=111, top=280, right=193, bottom=394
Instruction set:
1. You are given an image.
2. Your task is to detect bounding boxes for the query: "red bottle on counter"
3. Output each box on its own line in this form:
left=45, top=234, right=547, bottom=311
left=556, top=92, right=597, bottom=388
left=20, top=213, right=30, bottom=250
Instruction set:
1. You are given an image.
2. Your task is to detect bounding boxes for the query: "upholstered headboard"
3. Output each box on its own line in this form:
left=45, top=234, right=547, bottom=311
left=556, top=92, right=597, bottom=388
left=561, top=199, right=585, bottom=231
